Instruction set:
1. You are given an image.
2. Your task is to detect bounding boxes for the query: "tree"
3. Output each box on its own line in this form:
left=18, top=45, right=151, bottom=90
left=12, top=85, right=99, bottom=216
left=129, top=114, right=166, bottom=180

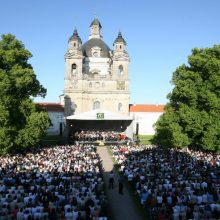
left=0, top=34, right=50, bottom=154
left=153, top=45, right=220, bottom=152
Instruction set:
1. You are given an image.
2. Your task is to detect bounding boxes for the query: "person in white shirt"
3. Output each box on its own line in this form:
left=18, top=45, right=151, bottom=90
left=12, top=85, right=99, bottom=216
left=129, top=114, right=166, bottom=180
left=201, top=181, right=208, bottom=189
left=16, top=208, right=24, bottom=220
left=65, top=208, right=73, bottom=220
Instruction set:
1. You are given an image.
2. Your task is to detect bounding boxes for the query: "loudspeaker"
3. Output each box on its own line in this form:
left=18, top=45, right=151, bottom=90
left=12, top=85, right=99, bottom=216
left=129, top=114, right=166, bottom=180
left=136, top=123, right=139, bottom=135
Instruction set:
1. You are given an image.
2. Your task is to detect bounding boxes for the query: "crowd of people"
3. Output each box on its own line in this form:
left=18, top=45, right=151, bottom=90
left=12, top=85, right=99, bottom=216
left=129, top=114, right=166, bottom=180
left=0, top=145, right=108, bottom=220
left=1, top=139, right=220, bottom=220
left=110, top=144, right=220, bottom=220
left=73, top=130, right=128, bottom=143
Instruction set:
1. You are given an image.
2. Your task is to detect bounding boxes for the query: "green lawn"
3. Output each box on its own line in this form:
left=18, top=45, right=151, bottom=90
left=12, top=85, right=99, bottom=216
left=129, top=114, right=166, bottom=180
left=138, top=135, right=154, bottom=145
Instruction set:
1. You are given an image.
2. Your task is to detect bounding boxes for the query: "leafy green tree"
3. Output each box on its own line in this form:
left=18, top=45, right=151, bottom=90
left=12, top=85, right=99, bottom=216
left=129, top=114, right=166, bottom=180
left=153, top=45, right=220, bottom=152
left=0, top=34, right=50, bottom=153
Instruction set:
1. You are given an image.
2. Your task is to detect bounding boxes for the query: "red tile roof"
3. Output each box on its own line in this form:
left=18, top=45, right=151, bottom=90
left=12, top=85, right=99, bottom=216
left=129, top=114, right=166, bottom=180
left=36, top=103, right=164, bottom=113
left=36, top=103, right=64, bottom=112
left=129, top=104, right=164, bottom=112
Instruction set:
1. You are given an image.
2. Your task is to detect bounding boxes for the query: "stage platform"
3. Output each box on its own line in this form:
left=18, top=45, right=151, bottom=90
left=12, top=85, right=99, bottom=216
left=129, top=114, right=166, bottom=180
left=68, top=140, right=130, bottom=146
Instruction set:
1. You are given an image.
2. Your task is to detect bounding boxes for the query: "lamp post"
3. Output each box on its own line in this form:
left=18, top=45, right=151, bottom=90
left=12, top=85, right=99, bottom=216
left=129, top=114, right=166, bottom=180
left=135, top=115, right=140, bottom=144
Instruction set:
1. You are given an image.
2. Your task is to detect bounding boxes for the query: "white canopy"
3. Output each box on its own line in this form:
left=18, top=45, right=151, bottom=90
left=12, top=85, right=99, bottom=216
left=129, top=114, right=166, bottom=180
left=66, top=109, right=133, bottom=121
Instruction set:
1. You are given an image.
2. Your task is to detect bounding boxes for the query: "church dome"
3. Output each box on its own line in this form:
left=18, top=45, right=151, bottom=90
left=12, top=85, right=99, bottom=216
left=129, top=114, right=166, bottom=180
left=82, top=38, right=111, bottom=58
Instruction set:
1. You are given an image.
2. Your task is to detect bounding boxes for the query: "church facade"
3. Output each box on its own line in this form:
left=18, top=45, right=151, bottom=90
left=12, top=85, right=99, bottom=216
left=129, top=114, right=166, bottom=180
left=64, top=17, right=130, bottom=117
left=37, top=18, right=165, bottom=138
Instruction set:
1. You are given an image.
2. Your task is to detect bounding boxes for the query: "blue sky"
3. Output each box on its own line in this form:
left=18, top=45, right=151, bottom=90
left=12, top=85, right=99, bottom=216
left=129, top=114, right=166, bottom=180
left=1, top=0, right=220, bottom=104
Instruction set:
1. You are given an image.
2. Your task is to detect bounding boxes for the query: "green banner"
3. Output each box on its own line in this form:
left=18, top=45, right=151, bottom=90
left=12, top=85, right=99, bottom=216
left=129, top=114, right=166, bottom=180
left=97, top=113, right=104, bottom=119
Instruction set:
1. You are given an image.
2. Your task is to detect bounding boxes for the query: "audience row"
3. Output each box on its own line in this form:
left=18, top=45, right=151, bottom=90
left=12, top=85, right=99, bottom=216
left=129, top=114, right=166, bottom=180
left=73, top=130, right=128, bottom=142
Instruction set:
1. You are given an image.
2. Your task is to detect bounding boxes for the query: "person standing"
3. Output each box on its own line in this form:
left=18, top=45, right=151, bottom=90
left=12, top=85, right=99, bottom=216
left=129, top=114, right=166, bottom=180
left=108, top=170, right=114, bottom=189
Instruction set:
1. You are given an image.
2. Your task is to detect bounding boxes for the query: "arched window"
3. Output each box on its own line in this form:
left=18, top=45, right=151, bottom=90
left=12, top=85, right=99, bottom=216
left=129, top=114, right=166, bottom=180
left=89, top=82, right=92, bottom=88
left=93, top=101, right=100, bottom=110
left=73, top=42, right=76, bottom=47
left=95, top=82, right=100, bottom=88
left=118, top=103, right=122, bottom=111
left=118, top=65, right=124, bottom=76
left=72, top=63, right=77, bottom=75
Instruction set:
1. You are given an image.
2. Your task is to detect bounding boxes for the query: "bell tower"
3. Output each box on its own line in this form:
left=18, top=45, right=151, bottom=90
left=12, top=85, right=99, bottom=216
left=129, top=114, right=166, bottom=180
left=65, top=28, right=83, bottom=80
left=64, top=28, right=83, bottom=116
left=112, top=31, right=129, bottom=79
left=112, top=31, right=130, bottom=114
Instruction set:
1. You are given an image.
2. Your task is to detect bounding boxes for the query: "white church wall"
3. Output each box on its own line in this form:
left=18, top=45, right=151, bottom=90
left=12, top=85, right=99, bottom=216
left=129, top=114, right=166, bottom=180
left=47, top=112, right=64, bottom=135
left=131, top=112, right=163, bottom=135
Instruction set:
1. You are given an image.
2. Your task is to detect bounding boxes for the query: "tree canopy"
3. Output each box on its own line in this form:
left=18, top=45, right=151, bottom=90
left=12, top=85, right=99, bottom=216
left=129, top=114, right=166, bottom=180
left=0, top=34, right=50, bottom=154
left=153, top=45, right=220, bottom=152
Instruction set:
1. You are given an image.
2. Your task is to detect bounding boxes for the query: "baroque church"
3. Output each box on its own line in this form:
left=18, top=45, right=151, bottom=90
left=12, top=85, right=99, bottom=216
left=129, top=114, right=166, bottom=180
left=63, top=17, right=134, bottom=139
left=64, top=17, right=130, bottom=116
left=38, top=18, right=164, bottom=138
